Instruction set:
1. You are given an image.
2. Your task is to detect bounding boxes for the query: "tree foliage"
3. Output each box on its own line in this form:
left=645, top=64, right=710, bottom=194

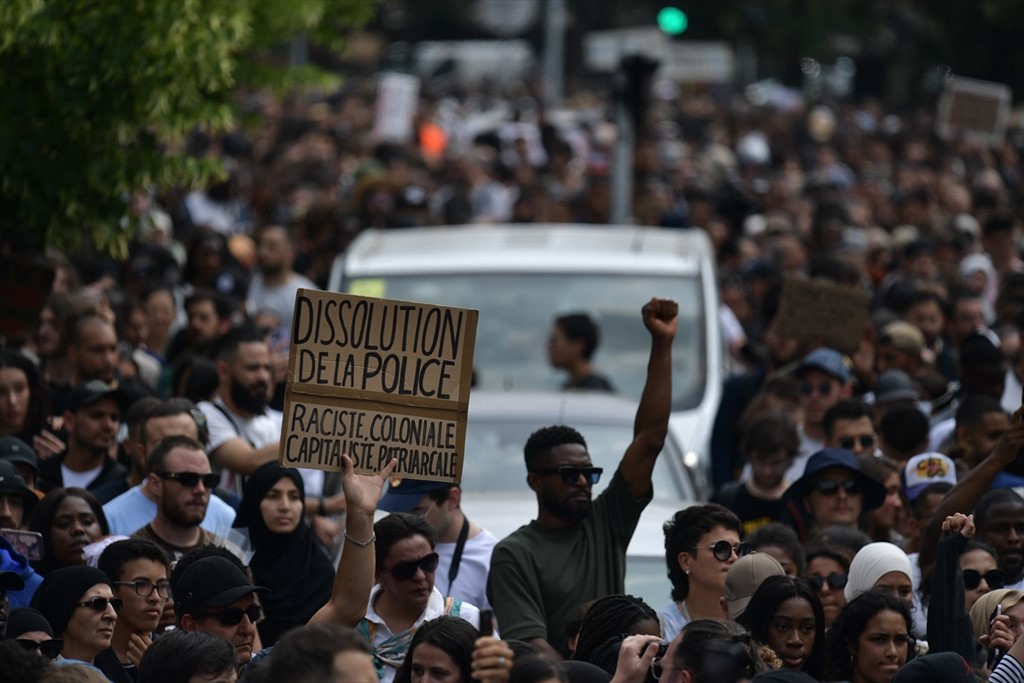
left=0, top=0, right=375, bottom=255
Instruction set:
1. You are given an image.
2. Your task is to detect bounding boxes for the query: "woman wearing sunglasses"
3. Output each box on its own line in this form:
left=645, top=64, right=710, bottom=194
left=30, top=564, right=131, bottom=682
left=923, top=512, right=1006, bottom=664
left=232, top=461, right=335, bottom=647
left=358, top=512, right=482, bottom=683
left=6, top=607, right=63, bottom=660
left=803, top=544, right=851, bottom=629
left=661, top=504, right=746, bottom=641
left=28, top=487, right=110, bottom=575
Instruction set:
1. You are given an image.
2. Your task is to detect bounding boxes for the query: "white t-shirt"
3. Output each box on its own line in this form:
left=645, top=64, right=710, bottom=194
left=246, top=272, right=317, bottom=332
left=199, top=398, right=323, bottom=497
left=62, top=463, right=105, bottom=490
left=435, top=529, right=498, bottom=610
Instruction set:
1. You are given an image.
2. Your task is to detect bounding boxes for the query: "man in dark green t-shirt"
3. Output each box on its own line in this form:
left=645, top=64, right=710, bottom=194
left=487, top=298, right=678, bottom=659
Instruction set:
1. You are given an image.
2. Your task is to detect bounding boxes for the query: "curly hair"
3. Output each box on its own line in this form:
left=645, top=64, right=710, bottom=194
left=523, top=425, right=587, bottom=468
left=664, top=504, right=742, bottom=601
left=737, top=575, right=825, bottom=679
left=571, top=594, right=659, bottom=664
left=823, top=590, right=914, bottom=682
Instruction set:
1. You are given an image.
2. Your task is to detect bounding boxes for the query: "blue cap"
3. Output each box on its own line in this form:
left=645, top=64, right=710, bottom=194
left=783, top=447, right=886, bottom=510
left=797, top=348, right=849, bottom=384
left=379, top=478, right=454, bottom=513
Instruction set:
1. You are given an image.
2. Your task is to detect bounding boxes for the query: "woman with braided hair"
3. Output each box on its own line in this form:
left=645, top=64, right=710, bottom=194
left=570, top=594, right=661, bottom=666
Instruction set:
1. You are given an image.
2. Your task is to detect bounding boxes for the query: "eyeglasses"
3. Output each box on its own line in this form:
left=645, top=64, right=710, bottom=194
left=76, top=597, right=123, bottom=612
left=389, top=552, right=440, bottom=580
left=529, top=466, right=604, bottom=486
left=807, top=572, right=848, bottom=591
left=811, top=478, right=861, bottom=496
left=963, top=569, right=1005, bottom=590
left=801, top=382, right=834, bottom=397
left=113, top=580, right=172, bottom=598
left=157, top=471, right=219, bottom=489
left=16, top=638, right=63, bottom=659
left=692, top=541, right=752, bottom=562
left=197, top=604, right=262, bottom=626
left=838, top=435, right=876, bottom=450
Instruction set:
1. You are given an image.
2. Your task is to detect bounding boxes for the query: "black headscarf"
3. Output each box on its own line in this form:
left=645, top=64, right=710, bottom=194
left=233, top=462, right=334, bottom=646
left=30, top=565, right=110, bottom=637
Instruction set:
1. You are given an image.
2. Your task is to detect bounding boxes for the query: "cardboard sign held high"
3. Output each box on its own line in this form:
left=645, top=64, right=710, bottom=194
left=773, top=276, right=869, bottom=355
left=279, top=289, right=478, bottom=483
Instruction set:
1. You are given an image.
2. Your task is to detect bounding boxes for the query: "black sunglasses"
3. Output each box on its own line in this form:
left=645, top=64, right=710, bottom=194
left=389, top=552, right=440, bottom=581
left=838, top=435, right=875, bottom=450
left=530, top=466, right=604, bottom=486
left=807, top=572, right=848, bottom=591
left=692, top=541, right=753, bottom=562
left=963, top=568, right=1005, bottom=590
left=801, top=382, right=834, bottom=396
left=76, top=597, right=123, bottom=612
left=157, top=471, right=219, bottom=489
left=113, top=579, right=172, bottom=599
left=812, top=478, right=861, bottom=496
left=16, top=638, right=63, bottom=659
left=198, top=604, right=262, bottom=626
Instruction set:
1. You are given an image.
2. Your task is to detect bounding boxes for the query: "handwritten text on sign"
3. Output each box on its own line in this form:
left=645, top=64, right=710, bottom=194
left=281, top=290, right=478, bottom=483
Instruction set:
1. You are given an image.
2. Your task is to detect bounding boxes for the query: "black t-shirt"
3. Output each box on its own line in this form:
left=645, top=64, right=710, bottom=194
left=711, top=482, right=788, bottom=537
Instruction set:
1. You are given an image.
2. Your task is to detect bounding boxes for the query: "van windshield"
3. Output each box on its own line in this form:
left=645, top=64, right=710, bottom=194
left=345, top=273, right=705, bottom=409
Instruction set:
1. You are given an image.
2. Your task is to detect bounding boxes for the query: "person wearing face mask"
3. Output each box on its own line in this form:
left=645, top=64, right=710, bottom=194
left=232, top=462, right=334, bottom=647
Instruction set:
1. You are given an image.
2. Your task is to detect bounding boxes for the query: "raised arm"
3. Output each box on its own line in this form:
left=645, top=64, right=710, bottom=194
left=308, top=453, right=396, bottom=627
left=919, top=407, right=1024, bottom=572
left=620, top=298, right=678, bottom=498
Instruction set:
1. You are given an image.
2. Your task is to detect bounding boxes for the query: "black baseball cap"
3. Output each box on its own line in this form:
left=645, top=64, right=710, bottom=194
left=0, top=436, right=38, bottom=476
left=174, top=556, right=268, bottom=616
left=66, top=380, right=129, bottom=412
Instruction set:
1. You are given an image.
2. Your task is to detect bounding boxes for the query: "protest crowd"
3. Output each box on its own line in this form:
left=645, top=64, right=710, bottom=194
left=5, top=47, right=1024, bottom=683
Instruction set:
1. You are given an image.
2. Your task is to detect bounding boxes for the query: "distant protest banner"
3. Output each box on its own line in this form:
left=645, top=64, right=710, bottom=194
left=936, top=76, right=1012, bottom=147
left=279, top=289, right=478, bottom=483
left=773, top=276, right=869, bottom=355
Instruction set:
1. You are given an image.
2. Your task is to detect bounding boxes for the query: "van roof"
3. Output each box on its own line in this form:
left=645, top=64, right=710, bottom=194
left=339, top=224, right=708, bottom=277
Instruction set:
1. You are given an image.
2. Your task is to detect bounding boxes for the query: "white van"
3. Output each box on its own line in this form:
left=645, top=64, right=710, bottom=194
left=327, top=224, right=722, bottom=497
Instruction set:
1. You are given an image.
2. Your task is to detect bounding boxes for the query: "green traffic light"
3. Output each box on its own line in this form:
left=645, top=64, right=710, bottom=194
left=657, top=7, right=688, bottom=35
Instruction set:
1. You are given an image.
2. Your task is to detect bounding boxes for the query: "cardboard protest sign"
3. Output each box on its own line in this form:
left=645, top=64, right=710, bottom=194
left=773, top=276, right=869, bottom=355
left=936, top=76, right=1012, bottom=147
left=280, top=289, right=478, bottom=483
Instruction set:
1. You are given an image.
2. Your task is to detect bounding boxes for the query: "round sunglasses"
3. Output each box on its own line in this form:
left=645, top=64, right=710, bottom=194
left=807, top=572, right=848, bottom=591
left=691, top=540, right=752, bottom=562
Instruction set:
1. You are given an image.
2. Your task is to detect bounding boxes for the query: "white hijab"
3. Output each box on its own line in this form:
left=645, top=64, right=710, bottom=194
left=845, top=541, right=914, bottom=602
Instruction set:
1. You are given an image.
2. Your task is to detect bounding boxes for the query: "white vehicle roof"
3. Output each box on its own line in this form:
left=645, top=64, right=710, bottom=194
left=330, top=224, right=706, bottom=285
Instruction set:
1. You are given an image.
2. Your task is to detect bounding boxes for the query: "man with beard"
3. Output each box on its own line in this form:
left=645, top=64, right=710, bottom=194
left=198, top=326, right=283, bottom=492
left=131, top=436, right=235, bottom=563
left=199, top=326, right=335, bottom=524
left=102, top=398, right=236, bottom=537
left=165, top=290, right=234, bottom=365
left=38, top=380, right=128, bottom=502
left=487, top=298, right=677, bottom=659
left=246, top=225, right=316, bottom=335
